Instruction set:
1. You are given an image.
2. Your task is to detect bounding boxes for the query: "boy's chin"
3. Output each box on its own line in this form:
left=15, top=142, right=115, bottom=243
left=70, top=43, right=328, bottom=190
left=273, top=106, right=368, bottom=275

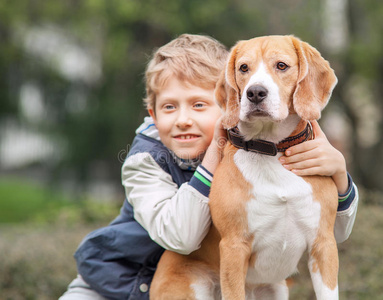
left=174, top=150, right=205, bottom=161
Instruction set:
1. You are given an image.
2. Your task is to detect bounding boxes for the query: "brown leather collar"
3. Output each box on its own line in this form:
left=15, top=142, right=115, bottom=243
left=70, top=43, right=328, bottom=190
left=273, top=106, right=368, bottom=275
left=227, top=121, right=313, bottom=156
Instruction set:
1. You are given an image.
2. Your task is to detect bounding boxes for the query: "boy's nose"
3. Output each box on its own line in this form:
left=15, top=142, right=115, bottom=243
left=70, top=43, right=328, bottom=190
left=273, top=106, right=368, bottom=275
left=175, top=111, right=193, bottom=128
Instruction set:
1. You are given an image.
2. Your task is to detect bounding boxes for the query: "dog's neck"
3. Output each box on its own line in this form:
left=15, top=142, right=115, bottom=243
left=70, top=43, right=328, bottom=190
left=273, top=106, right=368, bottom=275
left=237, top=114, right=302, bottom=143
left=228, top=115, right=313, bottom=156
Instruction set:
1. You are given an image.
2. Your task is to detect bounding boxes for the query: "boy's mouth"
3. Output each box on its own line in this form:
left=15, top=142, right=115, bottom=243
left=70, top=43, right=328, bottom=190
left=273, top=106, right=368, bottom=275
left=173, top=134, right=200, bottom=140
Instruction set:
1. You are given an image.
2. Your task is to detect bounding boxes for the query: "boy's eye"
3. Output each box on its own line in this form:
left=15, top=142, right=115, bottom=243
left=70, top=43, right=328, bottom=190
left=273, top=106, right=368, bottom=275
left=163, top=104, right=175, bottom=110
left=194, top=103, right=205, bottom=108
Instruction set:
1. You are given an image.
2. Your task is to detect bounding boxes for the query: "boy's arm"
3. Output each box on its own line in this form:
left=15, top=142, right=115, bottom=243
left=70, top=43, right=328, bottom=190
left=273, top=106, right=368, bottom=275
left=122, top=152, right=212, bottom=255
left=200, top=116, right=227, bottom=174
left=123, top=118, right=226, bottom=255
left=279, top=120, right=359, bottom=242
left=334, top=176, right=359, bottom=243
left=279, top=120, right=348, bottom=194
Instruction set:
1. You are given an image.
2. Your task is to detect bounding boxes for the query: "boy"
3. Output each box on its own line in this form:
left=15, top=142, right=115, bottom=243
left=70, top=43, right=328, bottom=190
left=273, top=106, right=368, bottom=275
left=60, top=34, right=358, bottom=300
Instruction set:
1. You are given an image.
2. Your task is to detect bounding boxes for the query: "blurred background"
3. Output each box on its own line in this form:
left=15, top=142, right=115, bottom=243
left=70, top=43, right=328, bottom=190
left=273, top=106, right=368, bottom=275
left=0, top=0, right=382, bottom=299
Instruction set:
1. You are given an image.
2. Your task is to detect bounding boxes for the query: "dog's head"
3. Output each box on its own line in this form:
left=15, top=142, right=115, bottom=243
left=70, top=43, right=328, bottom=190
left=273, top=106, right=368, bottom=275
left=215, top=36, right=338, bottom=132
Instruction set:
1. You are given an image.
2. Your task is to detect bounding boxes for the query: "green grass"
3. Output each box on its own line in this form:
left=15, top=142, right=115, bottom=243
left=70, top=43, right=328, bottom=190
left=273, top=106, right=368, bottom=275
left=0, top=177, right=120, bottom=225
left=1, top=178, right=382, bottom=299
left=0, top=224, right=95, bottom=300
left=0, top=178, right=68, bottom=223
left=0, top=201, right=382, bottom=299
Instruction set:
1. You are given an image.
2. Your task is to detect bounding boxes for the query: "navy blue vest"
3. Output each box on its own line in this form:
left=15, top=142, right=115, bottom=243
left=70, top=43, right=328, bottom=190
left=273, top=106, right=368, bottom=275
left=75, top=134, right=194, bottom=300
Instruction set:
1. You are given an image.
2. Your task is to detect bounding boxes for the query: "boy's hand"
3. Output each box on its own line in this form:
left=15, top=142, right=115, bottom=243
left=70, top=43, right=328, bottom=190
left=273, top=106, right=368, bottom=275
left=202, top=116, right=227, bottom=174
left=279, top=120, right=348, bottom=194
left=213, top=116, right=228, bottom=153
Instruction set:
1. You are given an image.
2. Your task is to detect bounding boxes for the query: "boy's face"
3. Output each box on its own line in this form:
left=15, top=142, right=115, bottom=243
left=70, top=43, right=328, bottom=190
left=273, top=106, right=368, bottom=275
left=149, top=76, right=222, bottom=160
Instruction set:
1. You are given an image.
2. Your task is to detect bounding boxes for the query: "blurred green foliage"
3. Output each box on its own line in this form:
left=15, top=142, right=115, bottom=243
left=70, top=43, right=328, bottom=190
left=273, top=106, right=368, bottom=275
left=1, top=0, right=382, bottom=192
left=7, top=0, right=383, bottom=192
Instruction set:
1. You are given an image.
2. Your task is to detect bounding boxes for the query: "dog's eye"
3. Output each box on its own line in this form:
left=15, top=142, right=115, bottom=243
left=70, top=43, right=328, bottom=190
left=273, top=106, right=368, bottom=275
left=239, top=64, right=249, bottom=73
left=276, top=62, right=289, bottom=71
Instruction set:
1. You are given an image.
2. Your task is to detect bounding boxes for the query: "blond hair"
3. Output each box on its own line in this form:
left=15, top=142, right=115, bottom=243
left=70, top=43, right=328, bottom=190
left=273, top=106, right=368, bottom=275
left=144, top=34, right=228, bottom=109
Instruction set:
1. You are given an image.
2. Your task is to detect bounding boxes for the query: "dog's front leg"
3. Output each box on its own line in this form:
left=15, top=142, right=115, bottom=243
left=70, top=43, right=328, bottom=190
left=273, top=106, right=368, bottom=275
left=308, top=234, right=339, bottom=300
left=219, top=236, right=252, bottom=300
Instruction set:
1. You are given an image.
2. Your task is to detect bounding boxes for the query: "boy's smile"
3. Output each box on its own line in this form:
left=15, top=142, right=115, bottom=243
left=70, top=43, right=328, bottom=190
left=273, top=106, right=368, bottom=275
left=173, top=134, right=200, bottom=141
left=149, top=76, right=222, bottom=160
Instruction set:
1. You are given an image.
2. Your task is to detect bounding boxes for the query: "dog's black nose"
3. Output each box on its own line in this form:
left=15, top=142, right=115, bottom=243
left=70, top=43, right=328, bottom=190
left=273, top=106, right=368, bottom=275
left=247, top=85, right=268, bottom=104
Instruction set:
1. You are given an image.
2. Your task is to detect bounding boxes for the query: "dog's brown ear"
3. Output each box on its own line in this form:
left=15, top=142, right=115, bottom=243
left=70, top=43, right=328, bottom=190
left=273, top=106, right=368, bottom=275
left=215, top=70, right=239, bottom=129
left=214, top=43, right=242, bottom=129
left=291, top=36, right=338, bottom=120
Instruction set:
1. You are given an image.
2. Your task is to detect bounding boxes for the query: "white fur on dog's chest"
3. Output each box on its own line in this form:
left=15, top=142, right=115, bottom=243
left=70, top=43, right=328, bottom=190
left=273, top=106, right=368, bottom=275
left=234, top=150, right=321, bottom=284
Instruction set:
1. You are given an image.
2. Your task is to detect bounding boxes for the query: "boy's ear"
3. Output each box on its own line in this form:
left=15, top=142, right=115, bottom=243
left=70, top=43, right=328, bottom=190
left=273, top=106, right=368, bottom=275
left=148, top=107, right=157, bottom=123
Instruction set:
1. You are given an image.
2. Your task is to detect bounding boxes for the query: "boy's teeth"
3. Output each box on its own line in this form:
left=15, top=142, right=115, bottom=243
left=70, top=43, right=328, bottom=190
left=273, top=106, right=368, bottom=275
left=178, top=135, right=197, bottom=139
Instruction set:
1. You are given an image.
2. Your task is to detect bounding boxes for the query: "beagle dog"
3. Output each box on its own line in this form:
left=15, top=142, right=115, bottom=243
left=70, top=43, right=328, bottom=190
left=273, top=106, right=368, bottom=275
left=150, top=35, right=339, bottom=300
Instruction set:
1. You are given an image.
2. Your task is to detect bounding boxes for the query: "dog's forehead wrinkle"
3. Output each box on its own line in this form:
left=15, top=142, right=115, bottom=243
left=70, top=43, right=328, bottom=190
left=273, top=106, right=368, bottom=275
left=237, top=56, right=256, bottom=64
left=269, top=52, right=296, bottom=64
left=237, top=55, right=262, bottom=71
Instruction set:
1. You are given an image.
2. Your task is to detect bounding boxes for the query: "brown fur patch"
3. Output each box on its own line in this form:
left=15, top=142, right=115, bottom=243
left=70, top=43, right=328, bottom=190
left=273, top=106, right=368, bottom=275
left=209, top=144, right=256, bottom=299
left=209, top=144, right=254, bottom=236
left=304, top=176, right=339, bottom=290
left=291, top=37, right=338, bottom=121
left=215, top=70, right=240, bottom=129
